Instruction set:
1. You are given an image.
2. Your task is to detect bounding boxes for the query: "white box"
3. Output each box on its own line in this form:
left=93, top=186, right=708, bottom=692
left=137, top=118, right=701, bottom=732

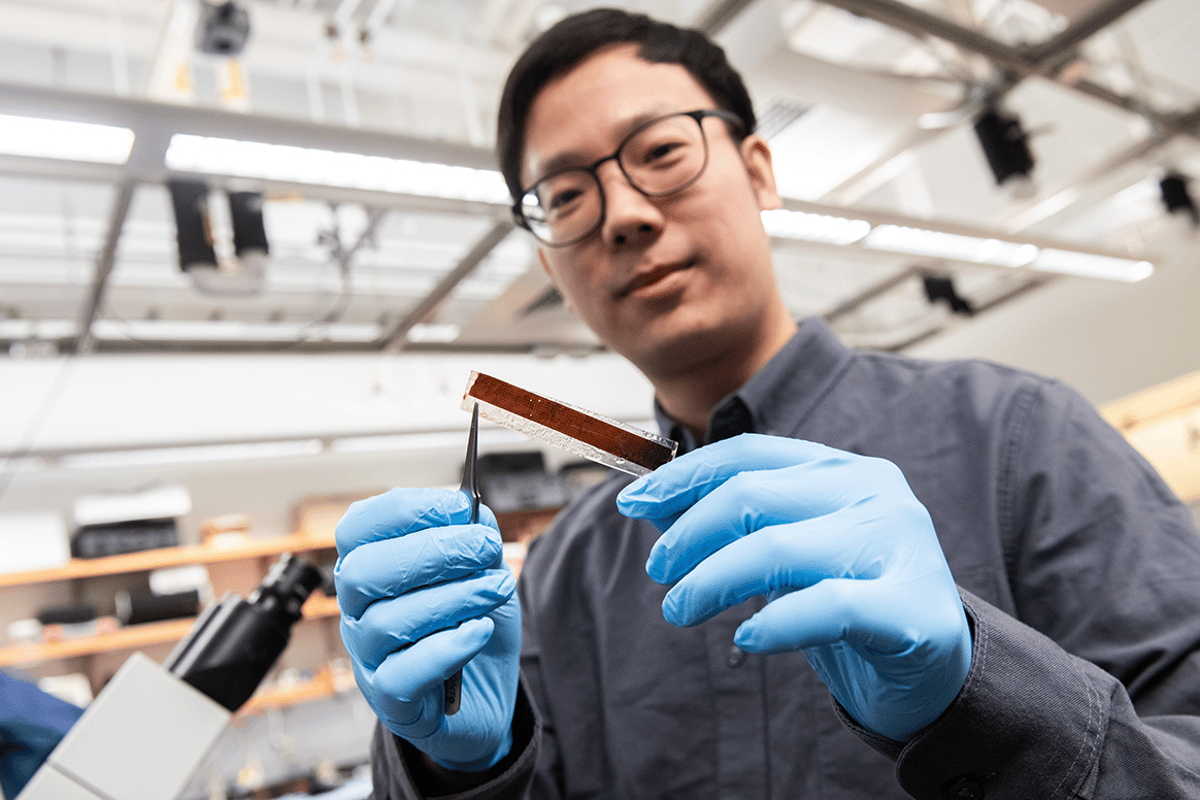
left=0, top=513, right=70, bottom=574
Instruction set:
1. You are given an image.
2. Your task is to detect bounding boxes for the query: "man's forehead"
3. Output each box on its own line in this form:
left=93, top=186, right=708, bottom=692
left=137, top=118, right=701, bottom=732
left=519, top=48, right=715, bottom=183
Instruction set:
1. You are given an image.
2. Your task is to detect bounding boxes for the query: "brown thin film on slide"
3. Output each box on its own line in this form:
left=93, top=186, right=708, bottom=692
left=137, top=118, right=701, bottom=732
left=466, top=372, right=675, bottom=471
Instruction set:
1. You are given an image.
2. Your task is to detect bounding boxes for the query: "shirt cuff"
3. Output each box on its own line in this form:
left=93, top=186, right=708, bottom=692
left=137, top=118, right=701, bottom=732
left=839, top=589, right=1107, bottom=798
left=378, top=682, right=539, bottom=800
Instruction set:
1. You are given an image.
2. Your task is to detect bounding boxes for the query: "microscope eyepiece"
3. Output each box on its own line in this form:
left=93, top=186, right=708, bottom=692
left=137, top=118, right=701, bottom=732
left=248, top=552, right=325, bottom=621
left=164, top=553, right=328, bottom=712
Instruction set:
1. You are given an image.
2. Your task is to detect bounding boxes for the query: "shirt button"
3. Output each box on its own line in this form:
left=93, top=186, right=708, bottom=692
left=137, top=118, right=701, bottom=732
left=726, top=645, right=746, bottom=668
left=945, top=777, right=983, bottom=799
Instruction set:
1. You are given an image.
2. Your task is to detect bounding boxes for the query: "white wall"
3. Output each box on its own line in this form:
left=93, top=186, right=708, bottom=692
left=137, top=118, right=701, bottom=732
left=0, top=351, right=655, bottom=541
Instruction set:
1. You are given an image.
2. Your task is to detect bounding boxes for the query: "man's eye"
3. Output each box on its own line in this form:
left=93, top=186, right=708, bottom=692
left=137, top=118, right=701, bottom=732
left=635, top=139, right=688, bottom=167
left=649, top=142, right=682, bottom=160
left=548, top=188, right=583, bottom=211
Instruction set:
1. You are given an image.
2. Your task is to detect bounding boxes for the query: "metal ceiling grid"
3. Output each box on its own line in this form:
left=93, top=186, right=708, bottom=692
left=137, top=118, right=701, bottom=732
left=0, top=0, right=1193, bottom=357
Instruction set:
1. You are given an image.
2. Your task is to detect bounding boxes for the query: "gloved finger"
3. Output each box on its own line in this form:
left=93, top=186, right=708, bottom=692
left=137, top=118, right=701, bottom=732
left=724, top=575, right=897, bottom=657
left=359, top=617, right=496, bottom=737
left=335, top=525, right=503, bottom=619
left=644, top=462, right=882, bottom=585
left=335, top=487, right=499, bottom=559
left=348, top=655, right=431, bottom=733
left=618, top=435, right=853, bottom=520
left=348, top=655, right=426, bottom=730
left=657, top=516, right=860, bottom=626
left=342, top=569, right=514, bottom=669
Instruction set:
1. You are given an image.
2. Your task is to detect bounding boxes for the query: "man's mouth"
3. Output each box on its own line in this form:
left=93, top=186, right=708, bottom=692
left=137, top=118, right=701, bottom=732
left=616, top=260, right=696, bottom=298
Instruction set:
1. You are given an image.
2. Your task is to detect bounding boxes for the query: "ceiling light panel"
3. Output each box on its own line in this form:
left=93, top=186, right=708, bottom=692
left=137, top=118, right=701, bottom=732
left=863, top=225, right=1039, bottom=267
left=762, top=208, right=872, bottom=244
left=0, top=114, right=134, bottom=164
left=164, top=134, right=510, bottom=204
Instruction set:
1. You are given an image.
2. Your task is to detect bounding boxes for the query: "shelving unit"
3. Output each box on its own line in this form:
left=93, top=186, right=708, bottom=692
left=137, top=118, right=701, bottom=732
left=0, top=595, right=341, bottom=669
left=0, top=531, right=336, bottom=589
left=241, top=663, right=351, bottom=716
left=0, top=531, right=344, bottom=712
left=1, top=513, right=546, bottom=714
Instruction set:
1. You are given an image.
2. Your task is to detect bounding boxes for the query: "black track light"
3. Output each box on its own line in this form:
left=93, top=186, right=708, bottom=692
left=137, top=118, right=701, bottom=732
left=974, top=108, right=1035, bottom=188
left=923, top=275, right=973, bottom=316
left=196, top=1, right=251, bottom=56
left=1160, top=172, right=1198, bottom=227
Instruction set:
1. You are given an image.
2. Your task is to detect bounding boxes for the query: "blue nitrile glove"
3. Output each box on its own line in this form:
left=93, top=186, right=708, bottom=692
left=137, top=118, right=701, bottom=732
left=618, top=434, right=972, bottom=742
left=335, top=488, right=521, bottom=771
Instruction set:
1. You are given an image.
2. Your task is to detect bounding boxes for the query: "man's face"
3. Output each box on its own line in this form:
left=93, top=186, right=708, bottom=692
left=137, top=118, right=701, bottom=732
left=521, top=44, right=784, bottom=380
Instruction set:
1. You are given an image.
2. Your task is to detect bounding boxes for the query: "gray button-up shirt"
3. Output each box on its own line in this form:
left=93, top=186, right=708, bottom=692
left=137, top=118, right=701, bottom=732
left=371, top=317, right=1200, bottom=799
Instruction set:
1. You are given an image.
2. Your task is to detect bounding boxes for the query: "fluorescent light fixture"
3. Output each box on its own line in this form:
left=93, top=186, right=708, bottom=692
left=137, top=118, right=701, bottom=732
left=864, top=225, right=1038, bottom=268
left=406, top=323, right=461, bottom=343
left=762, top=208, right=871, bottom=245
left=92, top=319, right=382, bottom=343
left=0, top=319, right=381, bottom=344
left=329, top=427, right=530, bottom=454
left=0, top=114, right=134, bottom=164
left=0, top=320, right=79, bottom=339
left=1031, top=249, right=1154, bottom=283
left=862, top=224, right=1153, bottom=281
left=165, top=134, right=510, bottom=204
left=59, top=439, right=325, bottom=470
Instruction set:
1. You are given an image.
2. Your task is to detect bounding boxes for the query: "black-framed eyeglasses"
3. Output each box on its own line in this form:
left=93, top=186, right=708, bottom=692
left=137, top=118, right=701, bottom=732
left=512, top=108, right=744, bottom=247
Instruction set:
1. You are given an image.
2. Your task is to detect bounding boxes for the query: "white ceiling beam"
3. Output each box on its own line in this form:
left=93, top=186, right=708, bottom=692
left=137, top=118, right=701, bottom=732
left=814, top=0, right=1171, bottom=130
left=0, top=80, right=499, bottom=173
left=140, top=0, right=200, bottom=101
left=749, top=44, right=962, bottom=121
left=0, top=77, right=1154, bottom=272
left=805, top=0, right=1191, bottom=228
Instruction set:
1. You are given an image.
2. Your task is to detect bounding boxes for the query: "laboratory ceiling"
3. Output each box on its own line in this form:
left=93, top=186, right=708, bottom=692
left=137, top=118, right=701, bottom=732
left=0, top=0, right=1196, bottom=356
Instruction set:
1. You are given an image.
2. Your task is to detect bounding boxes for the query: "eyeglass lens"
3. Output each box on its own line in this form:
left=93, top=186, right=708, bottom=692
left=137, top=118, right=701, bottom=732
left=520, top=112, right=711, bottom=246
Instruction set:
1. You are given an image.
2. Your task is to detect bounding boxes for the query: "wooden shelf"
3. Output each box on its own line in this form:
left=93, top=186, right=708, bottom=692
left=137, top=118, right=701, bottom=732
left=240, top=667, right=342, bottom=715
left=0, top=532, right=337, bottom=589
left=0, top=593, right=342, bottom=667
left=0, top=617, right=194, bottom=667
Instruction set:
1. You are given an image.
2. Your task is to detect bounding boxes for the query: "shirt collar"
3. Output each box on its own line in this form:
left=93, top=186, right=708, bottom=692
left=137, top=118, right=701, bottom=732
left=653, top=317, right=855, bottom=453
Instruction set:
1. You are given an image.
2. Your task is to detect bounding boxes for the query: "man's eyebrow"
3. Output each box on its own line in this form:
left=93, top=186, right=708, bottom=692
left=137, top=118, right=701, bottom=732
left=528, top=106, right=683, bottom=184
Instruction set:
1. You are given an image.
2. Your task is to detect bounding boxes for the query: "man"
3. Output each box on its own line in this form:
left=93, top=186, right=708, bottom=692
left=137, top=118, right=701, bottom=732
left=335, top=9, right=1200, bottom=798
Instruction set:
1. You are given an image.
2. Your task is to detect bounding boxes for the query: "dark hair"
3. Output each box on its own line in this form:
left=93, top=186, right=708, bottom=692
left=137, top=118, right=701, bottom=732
left=496, top=8, right=757, bottom=201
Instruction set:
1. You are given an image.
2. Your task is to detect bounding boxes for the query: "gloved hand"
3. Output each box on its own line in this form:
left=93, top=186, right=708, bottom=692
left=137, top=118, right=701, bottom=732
left=617, top=434, right=972, bottom=742
left=335, top=488, right=521, bottom=771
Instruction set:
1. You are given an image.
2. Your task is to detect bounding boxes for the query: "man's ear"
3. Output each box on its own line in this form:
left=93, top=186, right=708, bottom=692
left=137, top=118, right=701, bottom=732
left=741, top=134, right=782, bottom=212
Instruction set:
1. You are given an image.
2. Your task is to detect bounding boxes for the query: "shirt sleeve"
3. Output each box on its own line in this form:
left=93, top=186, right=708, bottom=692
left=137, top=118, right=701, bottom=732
left=853, top=379, right=1200, bottom=798
left=366, top=685, right=540, bottom=800
left=895, top=591, right=1200, bottom=798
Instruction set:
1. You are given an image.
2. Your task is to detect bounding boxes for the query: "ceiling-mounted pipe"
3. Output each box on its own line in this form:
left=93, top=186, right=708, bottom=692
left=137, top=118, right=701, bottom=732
left=74, top=180, right=136, bottom=355
left=380, top=219, right=514, bottom=352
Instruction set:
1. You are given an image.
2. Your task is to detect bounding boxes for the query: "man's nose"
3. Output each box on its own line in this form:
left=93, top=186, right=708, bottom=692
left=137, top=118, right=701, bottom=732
left=597, top=163, right=665, bottom=247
